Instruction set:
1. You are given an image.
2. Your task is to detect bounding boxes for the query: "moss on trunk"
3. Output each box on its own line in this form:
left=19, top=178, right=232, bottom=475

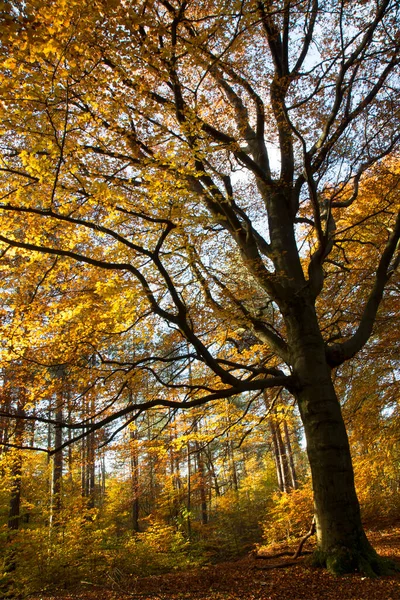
left=311, top=542, right=398, bottom=576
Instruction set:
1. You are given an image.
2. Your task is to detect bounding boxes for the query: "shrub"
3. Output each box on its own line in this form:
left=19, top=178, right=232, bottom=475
left=115, top=518, right=191, bottom=576
left=261, top=482, right=314, bottom=545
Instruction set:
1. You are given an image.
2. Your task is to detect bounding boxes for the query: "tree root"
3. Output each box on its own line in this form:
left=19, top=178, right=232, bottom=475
left=253, top=517, right=316, bottom=565
left=252, top=518, right=400, bottom=576
left=293, top=517, right=316, bottom=559
left=254, top=560, right=298, bottom=570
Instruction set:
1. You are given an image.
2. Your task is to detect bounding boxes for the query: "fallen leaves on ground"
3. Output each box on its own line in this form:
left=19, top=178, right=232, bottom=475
left=29, top=529, right=400, bottom=600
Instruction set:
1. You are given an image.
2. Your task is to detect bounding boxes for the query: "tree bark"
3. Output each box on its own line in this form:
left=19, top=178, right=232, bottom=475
left=4, top=449, right=22, bottom=575
left=286, top=293, right=381, bottom=574
left=186, top=440, right=192, bottom=538
left=130, top=428, right=140, bottom=532
left=205, top=447, right=220, bottom=497
left=50, top=384, right=63, bottom=528
left=195, top=440, right=208, bottom=525
left=50, top=410, right=63, bottom=527
left=270, top=420, right=285, bottom=492
left=87, top=394, right=96, bottom=508
left=0, top=368, right=12, bottom=455
left=283, top=420, right=298, bottom=490
left=5, top=403, right=25, bottom=574
left=193, top=419, right=208, bottom=525
left=274, top=419, right=293, bottom=493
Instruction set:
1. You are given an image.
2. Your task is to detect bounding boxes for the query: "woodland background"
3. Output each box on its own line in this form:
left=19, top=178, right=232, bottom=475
left=1, top=302, right=399, bottom=596
left=0, top=0, right=400, bottom=596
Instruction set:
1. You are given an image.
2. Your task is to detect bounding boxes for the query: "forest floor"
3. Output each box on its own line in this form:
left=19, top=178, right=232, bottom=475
left=29, top=529, right=400, bottom=600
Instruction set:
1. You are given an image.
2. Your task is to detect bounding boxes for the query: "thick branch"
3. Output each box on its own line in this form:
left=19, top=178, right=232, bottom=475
left=48, top=373, right=295, bottom=455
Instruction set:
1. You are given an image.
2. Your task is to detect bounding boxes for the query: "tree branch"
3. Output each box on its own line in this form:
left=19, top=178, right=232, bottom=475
left=326, top=210, right=400, bottom=366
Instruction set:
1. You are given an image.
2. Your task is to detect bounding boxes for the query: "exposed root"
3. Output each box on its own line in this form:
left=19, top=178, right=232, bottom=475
left=254, top=560, right=298, bottom=570
left=293, top=517, right=316, bottom=559
left=253, top=550, right=294, bottom=560
left=252, top=518, right=400, bottom=576
left=253, top=517, right=316, bottom=566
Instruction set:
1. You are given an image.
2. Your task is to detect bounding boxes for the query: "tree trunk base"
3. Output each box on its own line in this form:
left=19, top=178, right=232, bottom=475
left=311, top=543, right=398, bottom=577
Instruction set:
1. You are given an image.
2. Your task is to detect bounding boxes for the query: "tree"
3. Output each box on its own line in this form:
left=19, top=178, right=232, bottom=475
left=0, top=0, right=399, bottom=574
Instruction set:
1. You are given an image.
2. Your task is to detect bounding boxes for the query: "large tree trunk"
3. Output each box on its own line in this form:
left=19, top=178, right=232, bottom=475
left=286, top=294, right=382, bottom=575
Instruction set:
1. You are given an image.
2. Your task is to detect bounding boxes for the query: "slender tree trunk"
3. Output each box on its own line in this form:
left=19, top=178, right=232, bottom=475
left=49, top=365, right=65, bottom=525
left=275, top=419, right=293, bottom=492
left=193, top=418, right=208, bottom=525
left=186, top=441, right=192, bottom=538
left=227, top=438, right=238, bottom=492
left=101, top=450, right=106, bottom=497
left=143, top=411, right=158, bottom=515
left=66, top=392, right=73, bottom=485
left=86, top=394, right=96, bottom=508
left=270, top=420, right=284, bottom=491
left=195, top=440, right=208, bottom=525
left=0, top=368, right=11, bottom=455
left=265, top=392, right=293, bottom=492
left=283, top=420, right=298, bottom=490
left=86, top=430, right=95, bottom=508
left=205, top=447, right=220, bottom=497
left=81, top=402, right=95, bottom=507
left=5, top=404, right=25, bottom=574
left=28, top=405, right=36, bottom=448
left=8, top=457, right=22, bottom=532
left=130, top=428, right=140, bottom=532
left=5, top=450, right=22, bottom=574
left=168, top=410, right=182, bottom=521
left=81, top=429, right=87, bottom=498
left=47, top=403, right=52, bottom=459
left=50, top=403, right=63, bottom=528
